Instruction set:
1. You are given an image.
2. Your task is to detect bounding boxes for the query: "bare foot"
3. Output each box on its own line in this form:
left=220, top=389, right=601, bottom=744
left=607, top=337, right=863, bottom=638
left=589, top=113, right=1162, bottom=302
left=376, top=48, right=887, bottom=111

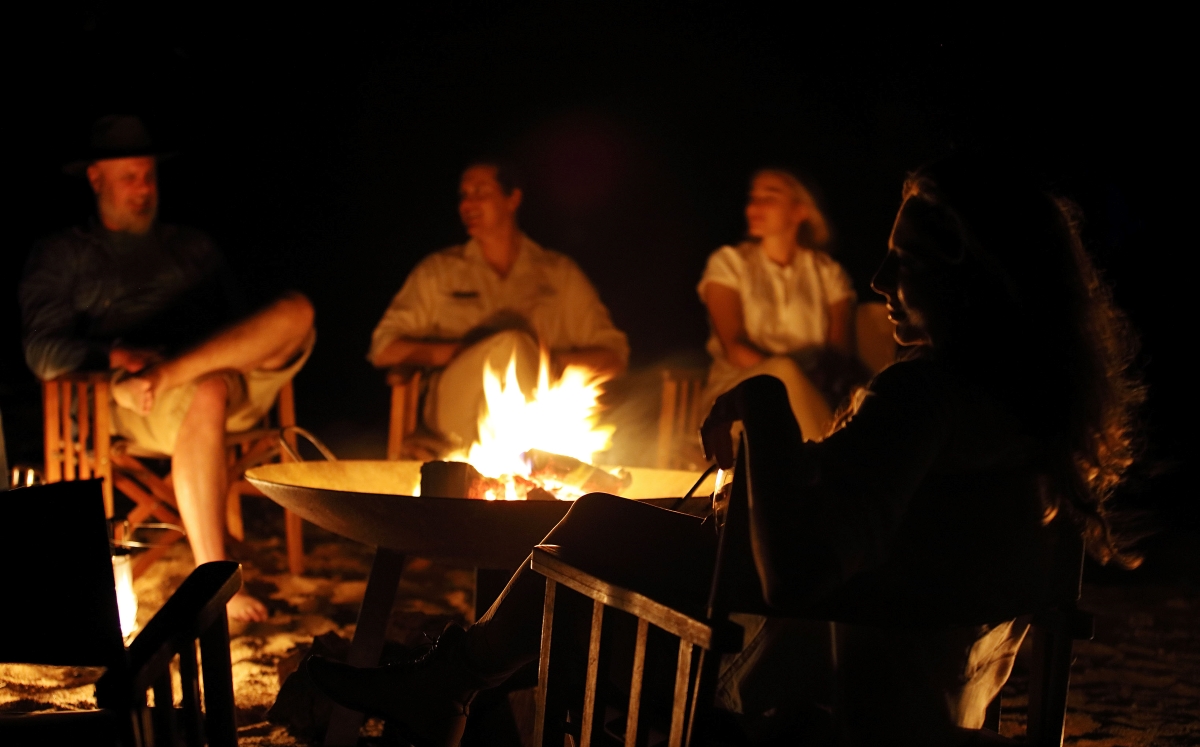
left=111, top=368, right=163, bottom=415
left=226, top=590, right=269, bottom=623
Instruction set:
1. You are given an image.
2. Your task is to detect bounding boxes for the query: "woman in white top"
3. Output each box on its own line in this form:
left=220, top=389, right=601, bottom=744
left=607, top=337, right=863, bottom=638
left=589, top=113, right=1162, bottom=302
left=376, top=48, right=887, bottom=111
left=698, top=168, right=860, bottom=440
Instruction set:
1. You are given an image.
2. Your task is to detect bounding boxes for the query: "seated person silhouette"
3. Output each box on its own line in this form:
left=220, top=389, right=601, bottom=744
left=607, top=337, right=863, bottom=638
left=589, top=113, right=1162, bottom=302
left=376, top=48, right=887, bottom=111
left=368, top=160, right=628, bottom=451
left=20, top=116, right=315, bottom=622
left=308, top=152, right=1143, bottom=746
left=699, top=168, right=866, bottom=441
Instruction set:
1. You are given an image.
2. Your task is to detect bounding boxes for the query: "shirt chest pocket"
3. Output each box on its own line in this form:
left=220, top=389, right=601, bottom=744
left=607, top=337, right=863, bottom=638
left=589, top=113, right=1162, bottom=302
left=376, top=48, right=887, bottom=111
left=434, top=290, right=487, bottom=335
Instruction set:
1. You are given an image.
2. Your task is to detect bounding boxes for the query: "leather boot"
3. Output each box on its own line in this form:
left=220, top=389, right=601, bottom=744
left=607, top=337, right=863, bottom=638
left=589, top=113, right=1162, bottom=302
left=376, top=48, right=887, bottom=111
left=306, top=625, right=484, bottom=747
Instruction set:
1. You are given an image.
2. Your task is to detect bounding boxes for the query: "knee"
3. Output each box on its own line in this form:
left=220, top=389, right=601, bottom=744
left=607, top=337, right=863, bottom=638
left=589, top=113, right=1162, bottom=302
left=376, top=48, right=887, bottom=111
left=274, top=291, right=315, bottom=335
left=565, top=492, right=625, bottom=522
left=488, top=329, right=539, bottom=357
left=757, top=355, right=803, bottom=382
left=190, top=376, right=229, bottom=417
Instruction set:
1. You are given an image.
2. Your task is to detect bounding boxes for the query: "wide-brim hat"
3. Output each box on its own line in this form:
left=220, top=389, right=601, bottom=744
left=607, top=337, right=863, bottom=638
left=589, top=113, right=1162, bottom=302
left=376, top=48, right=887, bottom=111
left=63, top=115, right=176, bottom=175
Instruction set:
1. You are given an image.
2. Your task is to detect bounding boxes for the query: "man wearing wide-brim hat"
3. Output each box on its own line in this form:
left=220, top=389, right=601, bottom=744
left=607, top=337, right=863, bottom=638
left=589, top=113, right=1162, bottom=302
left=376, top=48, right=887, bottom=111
left=20, top=115, right=316, bottom=622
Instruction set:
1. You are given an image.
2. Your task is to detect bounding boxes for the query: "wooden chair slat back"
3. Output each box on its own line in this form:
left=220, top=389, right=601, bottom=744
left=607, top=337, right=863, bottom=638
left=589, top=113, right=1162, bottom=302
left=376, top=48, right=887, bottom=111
left=386, top=368, right=423, bottom=461
left=42, top=373, right=115, bottom=516
left=0, top=480, right=125, bottom=668
left=657, top=368, right=709, bottom=470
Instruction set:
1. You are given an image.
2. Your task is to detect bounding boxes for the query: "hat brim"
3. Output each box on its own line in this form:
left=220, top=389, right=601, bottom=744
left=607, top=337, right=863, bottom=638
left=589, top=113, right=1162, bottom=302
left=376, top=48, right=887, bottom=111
left=63, top=150, right=177, bottom=176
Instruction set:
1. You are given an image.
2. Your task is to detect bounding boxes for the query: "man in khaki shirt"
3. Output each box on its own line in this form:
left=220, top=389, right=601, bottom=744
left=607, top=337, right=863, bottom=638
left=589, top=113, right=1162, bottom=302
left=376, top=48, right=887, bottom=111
left=369, top=161, right=628, bottom=449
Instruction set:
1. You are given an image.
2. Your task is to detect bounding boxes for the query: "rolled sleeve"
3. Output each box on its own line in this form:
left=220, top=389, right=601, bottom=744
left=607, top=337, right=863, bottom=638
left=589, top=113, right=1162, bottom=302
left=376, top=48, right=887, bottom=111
left=367, top=264, right=438, bottom=364
left=697, top=245, right=744, bottom=301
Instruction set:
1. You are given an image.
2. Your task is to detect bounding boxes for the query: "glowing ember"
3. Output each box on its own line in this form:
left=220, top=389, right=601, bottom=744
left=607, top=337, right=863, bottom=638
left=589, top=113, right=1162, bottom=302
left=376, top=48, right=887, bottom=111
left=448, top=351, right=620, bottom=500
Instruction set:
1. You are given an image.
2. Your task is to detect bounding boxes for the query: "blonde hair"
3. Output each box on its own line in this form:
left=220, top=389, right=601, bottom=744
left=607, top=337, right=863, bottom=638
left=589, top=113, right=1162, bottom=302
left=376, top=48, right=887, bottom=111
left=752, top=168, right=831, bottom=249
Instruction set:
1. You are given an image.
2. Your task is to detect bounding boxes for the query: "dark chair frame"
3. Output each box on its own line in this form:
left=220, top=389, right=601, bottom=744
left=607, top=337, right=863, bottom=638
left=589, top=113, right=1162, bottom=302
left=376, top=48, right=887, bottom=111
left=0, top=480, right=244, bottom=747
left=530, top=438, right=1093, bottom=747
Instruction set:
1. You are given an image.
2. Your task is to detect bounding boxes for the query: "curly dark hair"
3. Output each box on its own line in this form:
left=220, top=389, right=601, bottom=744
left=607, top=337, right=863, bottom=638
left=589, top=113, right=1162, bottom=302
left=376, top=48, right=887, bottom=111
left=903, top=154, right=1145, bottom=568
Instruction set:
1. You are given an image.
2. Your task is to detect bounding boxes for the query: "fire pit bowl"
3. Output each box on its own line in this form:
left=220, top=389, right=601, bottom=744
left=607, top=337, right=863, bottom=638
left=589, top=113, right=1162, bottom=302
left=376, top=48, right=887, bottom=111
left=245, top=460, right=715, bottom=569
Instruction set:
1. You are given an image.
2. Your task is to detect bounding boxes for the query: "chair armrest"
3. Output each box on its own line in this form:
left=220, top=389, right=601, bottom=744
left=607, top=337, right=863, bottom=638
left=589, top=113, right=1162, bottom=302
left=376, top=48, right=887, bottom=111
left=43, top=371, right=114, bottom=385
left=124, top=561, right=242, bottom=691
left=386, top=365, right=427, bottom=387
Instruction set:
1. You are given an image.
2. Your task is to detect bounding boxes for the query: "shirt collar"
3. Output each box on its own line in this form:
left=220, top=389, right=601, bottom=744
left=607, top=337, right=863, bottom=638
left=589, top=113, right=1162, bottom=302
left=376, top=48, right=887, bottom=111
left=464, top=232, right=539, bottom=276
left=754, top=244, right=807, bottom=277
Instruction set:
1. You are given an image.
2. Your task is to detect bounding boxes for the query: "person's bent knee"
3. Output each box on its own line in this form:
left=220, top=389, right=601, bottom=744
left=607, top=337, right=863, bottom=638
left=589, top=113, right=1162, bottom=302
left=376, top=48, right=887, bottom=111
left=189, top=376, right=229, bottom=417
left=755, top=355, right=804, bottom=383
left=273, top=291, right=316, bottom=334
left=562, top=492, right=626, bottom=524
left=484, top=329, right=538, bottom=353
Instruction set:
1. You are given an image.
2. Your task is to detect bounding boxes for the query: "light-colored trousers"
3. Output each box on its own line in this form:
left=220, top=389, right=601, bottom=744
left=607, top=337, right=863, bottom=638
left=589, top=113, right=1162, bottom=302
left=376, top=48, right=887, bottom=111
left=704, top=355, right=833, bottom=442
left=428, top=330, right=541, bottom=449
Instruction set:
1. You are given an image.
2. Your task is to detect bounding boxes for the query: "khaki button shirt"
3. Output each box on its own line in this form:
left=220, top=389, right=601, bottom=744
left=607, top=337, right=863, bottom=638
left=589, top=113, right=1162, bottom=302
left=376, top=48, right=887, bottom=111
left=369, top=234, right=629, bottom=366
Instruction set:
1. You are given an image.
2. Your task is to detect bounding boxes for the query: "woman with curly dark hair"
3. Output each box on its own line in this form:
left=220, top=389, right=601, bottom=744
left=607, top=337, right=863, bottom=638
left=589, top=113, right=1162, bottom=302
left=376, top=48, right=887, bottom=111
left=308, top=154, right=1143, bottom=746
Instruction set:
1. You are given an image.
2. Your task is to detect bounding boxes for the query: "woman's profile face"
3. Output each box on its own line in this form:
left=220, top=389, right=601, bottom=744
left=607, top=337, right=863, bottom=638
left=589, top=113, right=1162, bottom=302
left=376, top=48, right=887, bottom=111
left=872, top=196, right=953, bottom=347
left=745, top=173, right=807, bottom=241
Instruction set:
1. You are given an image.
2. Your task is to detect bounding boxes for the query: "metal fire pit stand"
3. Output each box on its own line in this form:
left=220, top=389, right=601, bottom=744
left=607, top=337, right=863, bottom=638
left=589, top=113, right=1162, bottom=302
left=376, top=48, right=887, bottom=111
left=245, top=459, right=715, bottom=746
left=325, top=462, right=504, bottom=747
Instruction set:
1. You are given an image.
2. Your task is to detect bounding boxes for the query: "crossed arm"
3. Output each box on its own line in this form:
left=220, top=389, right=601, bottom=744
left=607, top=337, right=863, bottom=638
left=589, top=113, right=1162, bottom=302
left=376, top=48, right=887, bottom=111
left=702, top=282, right=854, bottom=366
left=370, top=337, right=624, bottom=379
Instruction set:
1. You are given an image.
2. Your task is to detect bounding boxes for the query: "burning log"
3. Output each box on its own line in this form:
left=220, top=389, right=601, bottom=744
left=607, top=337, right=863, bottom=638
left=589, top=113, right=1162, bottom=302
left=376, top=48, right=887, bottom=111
left=419, top=460, right=487, bottom=499
left=419, top=453, right=630, bottom=502
left=525, top=449, right=631, bottom=495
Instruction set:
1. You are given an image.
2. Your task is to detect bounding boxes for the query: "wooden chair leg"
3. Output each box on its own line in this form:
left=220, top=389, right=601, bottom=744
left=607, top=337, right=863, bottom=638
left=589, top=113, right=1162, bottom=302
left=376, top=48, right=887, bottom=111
left=225, top=489, right=245, bottom=541
left=285, top=509, right=304, bottom=575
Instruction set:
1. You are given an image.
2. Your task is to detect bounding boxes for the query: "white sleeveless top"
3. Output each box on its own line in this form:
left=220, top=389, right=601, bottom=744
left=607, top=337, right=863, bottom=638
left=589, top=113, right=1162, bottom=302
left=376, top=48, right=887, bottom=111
left=697, top=242, right=854, bottom=390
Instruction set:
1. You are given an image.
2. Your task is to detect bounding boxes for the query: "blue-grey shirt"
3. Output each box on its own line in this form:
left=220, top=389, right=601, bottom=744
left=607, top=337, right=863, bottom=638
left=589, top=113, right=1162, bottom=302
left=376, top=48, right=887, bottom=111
left=19, top=221, right=242, bottom=380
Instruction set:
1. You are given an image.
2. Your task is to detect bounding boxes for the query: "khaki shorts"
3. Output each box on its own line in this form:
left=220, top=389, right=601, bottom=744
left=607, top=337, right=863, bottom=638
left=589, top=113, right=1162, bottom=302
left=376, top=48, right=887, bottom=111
left=113, top=329, right=315, bottom=455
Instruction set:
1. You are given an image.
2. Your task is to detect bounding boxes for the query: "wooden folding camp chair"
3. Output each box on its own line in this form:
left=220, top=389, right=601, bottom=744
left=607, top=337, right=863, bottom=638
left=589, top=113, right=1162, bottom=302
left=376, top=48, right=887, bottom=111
left=656, top=368, right=709, bottom=471
left=386, top=366, right=423, bottom=460
left=41, top=371, right=307, bottom=576
left=385, top=366, right=457, bottom=461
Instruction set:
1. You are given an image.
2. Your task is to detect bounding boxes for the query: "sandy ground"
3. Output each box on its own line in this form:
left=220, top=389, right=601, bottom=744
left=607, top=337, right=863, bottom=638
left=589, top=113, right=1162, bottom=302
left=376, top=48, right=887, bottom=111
left=2, top=504, right=1197, bottom=746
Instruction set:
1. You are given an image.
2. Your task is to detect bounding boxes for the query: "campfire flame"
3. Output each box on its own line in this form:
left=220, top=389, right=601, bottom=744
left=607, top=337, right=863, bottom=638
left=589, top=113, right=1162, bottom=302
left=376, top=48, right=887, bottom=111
left=112, top=554, right=139, bottom=641
left=451, top=351, right=616, bottom=500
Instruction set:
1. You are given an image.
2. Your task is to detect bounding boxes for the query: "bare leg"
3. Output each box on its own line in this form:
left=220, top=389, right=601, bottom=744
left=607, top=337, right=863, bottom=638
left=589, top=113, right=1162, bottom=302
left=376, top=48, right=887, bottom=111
left=114, top=292, right=313, bottom=621
left=113, top=292, right=314, bottom=414
left=172, top=377, right=267, bottom=621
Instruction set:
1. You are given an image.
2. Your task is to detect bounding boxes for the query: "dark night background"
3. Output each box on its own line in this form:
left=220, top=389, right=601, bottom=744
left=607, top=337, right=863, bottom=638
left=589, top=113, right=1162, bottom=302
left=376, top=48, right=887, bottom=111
left=4, top=7, right=1193, bottom=542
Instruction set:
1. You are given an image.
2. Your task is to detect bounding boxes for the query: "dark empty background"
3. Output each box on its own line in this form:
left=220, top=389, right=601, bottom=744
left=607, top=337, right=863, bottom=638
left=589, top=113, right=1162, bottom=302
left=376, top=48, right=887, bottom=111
left=4, top=8, right=1192, bottom=534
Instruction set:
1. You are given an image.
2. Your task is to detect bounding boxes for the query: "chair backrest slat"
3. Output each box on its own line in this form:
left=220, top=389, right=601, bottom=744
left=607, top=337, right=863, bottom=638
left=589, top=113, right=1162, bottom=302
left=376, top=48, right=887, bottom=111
left=60, top=381, right=75, bottom=480
left=77, top=381, right=91, bottom=479
left=42, top=380, right=62, bottom=483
